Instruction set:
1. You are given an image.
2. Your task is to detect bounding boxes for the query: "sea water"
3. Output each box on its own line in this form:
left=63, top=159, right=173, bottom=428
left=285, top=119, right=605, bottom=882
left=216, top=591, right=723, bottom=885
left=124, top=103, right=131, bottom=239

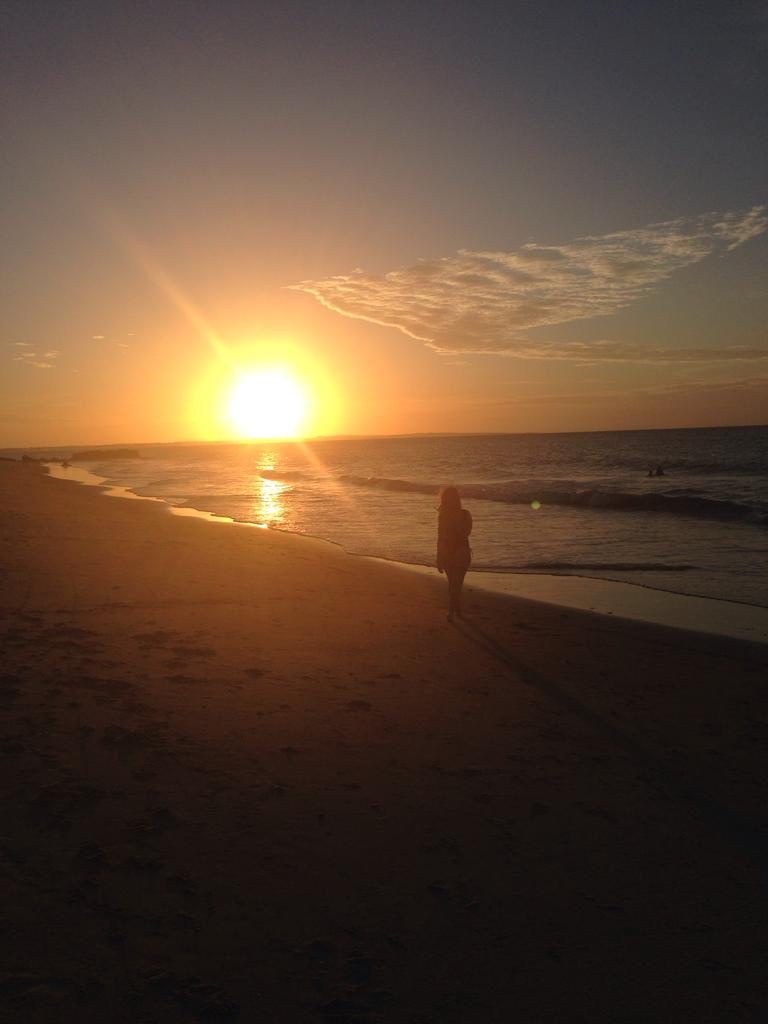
left=16, top=425, right=768, bottom=610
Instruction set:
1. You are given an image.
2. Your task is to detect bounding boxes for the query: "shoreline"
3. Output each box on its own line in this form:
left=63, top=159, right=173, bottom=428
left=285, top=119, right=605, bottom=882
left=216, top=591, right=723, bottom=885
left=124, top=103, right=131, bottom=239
left=46, top=460, right=768, bottom=645
left=2, top=458, right=767, bottom=1021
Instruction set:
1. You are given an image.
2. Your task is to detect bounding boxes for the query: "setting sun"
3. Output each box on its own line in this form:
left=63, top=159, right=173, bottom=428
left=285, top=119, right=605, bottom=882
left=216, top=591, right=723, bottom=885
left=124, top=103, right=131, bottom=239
left=227, top=368, right=309, bottom=439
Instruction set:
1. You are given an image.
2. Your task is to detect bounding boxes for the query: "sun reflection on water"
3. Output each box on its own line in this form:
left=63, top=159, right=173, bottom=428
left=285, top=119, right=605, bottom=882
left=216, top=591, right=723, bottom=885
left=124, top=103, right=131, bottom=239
left=254, top=453, right=288, bottom=526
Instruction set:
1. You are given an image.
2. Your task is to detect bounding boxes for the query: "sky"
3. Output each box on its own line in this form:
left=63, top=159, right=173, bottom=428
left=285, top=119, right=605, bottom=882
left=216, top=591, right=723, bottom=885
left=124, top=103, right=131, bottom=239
left=2, top=0, right=767, bottom=447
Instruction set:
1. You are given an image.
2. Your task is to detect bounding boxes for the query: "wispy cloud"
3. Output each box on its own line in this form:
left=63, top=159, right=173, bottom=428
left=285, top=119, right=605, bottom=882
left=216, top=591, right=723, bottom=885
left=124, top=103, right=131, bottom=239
left=644, top=374, right=768, bottom=400
left=91, top=333, right=134, bottom=348
left=491, top=374, right=768, bottom=407
left=292, top=206, right=768, bottom=361
left=10, top=345, right=60, bottom=369
left=497, top=341, right=768, bottom=364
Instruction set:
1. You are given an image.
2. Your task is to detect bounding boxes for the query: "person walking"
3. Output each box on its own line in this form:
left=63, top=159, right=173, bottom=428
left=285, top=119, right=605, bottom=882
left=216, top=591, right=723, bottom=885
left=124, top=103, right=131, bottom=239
left=436, top=486, right=472, bottom=621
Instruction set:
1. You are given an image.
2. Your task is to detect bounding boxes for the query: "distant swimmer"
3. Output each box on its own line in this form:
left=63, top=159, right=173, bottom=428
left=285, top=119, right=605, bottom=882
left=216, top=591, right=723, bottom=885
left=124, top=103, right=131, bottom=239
left=656, top=464, right=666, bottom=477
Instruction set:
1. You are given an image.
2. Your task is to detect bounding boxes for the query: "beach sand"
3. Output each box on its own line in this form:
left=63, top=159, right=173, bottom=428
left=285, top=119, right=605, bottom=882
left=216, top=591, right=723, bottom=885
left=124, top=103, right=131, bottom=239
left=1, top=459, right=766, bottom=1023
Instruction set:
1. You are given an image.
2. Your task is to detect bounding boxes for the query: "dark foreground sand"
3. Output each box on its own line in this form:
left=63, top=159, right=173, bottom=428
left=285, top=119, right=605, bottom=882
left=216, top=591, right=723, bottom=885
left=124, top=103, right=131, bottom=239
left=1, top=460, right=766, bottom=1023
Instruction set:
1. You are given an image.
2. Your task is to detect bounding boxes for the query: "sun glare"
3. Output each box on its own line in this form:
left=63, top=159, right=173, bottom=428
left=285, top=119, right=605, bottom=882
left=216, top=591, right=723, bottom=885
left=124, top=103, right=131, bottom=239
left=228, top=369, right=309, bottom=439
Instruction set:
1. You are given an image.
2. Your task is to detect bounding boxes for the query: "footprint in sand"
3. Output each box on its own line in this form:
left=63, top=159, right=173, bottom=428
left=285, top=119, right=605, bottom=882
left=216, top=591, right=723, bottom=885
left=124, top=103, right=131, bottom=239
left=120, top=699, right=152, bottom=715
left=101, top=723, right=167, bottom=750
left=345, top=952, right=375, bottom=986
left=12, top=611, right=42, bottom=624
left=165, top=646, right=217, bottom=672
left=345, top=700, right=372, bottom=712
left=131, top=807, right=182, bottom=837
left=74, top=841, right=108, bottom=871
left=0, top=674, right=21, bottom=706
left=166, top=674, right=203, bottom=686
left=42, top=625, right=102, bottom=652
left=171, top=645, right=217, bottom=659
left=3, top=628, right=37, bottom=647
left=42, top=626, right=95, bottom=639
left=165, top=872, right=197, bottom=897
left=138, top=971, right=239, bottom=1020
left=66, top=674, right=133, bottom=697
left=33, top=781, right=109, bottom=815
left=0, top=975, right=85, bottom=1007
left=131, top=630, right=180, bottom=647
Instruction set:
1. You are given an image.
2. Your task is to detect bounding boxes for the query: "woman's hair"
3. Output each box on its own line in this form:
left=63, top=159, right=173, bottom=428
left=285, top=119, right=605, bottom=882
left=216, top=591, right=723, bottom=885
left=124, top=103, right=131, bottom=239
left=438, top=486, right=462, bottom=512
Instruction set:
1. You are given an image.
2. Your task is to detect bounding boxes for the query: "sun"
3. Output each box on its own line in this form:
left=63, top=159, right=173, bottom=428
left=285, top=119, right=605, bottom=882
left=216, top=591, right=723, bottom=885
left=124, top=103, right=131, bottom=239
left=227, top=368, right=309, bottom=439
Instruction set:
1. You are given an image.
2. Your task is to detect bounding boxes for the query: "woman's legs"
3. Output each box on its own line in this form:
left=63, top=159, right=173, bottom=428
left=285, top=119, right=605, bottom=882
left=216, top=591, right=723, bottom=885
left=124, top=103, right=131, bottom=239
left=446, top=567, right=467, bottom=618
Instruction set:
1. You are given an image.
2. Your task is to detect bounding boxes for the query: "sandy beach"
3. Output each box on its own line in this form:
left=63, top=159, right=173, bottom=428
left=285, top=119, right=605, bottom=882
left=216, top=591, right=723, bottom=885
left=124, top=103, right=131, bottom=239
left=1, top=458, right=766, bottom=1023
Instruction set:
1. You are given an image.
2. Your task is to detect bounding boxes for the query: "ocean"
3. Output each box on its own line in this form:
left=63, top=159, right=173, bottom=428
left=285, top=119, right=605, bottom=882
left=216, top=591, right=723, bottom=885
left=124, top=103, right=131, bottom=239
left=16, top=424, right=768, bottom=611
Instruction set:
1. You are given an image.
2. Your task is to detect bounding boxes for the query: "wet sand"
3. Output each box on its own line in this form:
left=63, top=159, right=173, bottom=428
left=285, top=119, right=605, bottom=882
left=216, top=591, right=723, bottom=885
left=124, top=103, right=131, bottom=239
left=1, top=459, right=766, bottom=1023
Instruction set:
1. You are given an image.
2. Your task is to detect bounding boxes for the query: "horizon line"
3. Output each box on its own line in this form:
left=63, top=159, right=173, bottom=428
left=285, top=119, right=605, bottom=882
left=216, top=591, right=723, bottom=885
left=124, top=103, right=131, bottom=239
left=4, top=420, right=768, bottom=453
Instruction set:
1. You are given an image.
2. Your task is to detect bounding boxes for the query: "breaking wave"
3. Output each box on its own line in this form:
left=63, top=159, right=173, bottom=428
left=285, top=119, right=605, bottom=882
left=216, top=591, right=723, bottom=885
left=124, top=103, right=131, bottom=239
left=339, top=475, right=768, bottom=524
left=259, top=469, right=313, bottom=481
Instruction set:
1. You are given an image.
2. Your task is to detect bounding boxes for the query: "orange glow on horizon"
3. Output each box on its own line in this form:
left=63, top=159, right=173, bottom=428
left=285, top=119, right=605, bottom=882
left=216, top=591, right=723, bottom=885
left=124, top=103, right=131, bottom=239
left=187, top=339, right=342, bottom=442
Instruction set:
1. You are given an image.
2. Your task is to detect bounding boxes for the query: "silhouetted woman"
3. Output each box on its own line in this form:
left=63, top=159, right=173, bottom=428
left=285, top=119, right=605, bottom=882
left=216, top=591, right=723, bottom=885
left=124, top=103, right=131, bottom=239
left=436, top=486, right=473, bottom=621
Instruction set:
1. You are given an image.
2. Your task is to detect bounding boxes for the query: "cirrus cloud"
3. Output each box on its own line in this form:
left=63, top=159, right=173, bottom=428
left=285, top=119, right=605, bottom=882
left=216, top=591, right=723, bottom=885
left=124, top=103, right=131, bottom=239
left=9, top=344, right=60, bottom=369
left=291, top=206, right=768, bottom=362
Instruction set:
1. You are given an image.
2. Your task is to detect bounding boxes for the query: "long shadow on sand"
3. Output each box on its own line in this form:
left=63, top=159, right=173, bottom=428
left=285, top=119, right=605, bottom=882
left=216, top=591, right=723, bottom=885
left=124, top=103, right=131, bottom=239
left=454, top=616, right=768, bottom=883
